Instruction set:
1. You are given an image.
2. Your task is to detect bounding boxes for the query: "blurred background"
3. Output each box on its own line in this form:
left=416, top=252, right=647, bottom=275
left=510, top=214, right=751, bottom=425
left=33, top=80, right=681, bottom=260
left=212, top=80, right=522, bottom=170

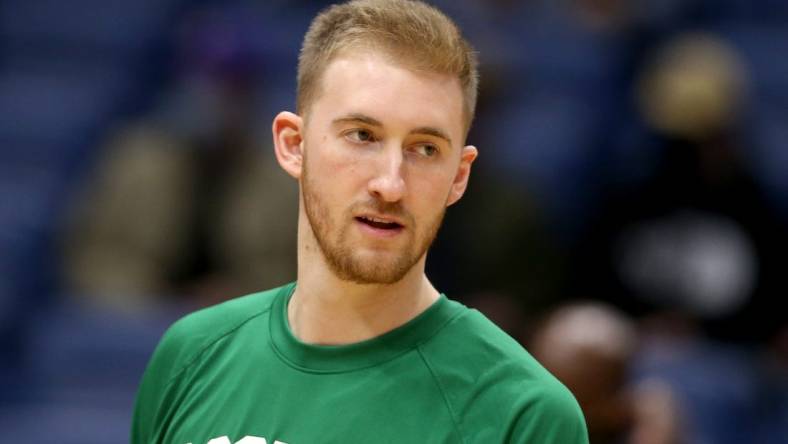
left=0, top=0, right=786, bottom=442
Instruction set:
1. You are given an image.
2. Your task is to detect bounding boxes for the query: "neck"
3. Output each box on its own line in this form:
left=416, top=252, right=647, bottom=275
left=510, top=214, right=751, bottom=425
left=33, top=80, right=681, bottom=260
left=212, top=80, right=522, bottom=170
left=288, top=218, right=440, bottom=345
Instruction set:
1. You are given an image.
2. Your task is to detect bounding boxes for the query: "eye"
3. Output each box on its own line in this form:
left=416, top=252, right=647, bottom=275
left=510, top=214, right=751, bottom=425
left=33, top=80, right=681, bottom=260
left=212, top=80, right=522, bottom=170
left=345, top=129, right=376, bottom=143
left=413, top=143, right=439, bottom=157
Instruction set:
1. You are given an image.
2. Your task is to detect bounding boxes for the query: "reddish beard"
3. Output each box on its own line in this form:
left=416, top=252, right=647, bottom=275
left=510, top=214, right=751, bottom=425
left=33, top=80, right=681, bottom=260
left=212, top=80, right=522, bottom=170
left=301, top=152, right=445, bottom=285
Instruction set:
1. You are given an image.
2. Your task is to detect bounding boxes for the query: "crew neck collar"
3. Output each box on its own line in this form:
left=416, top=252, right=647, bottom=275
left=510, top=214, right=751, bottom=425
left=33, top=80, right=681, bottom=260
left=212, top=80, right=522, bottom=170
left=269, top=282, right=462, bottom=373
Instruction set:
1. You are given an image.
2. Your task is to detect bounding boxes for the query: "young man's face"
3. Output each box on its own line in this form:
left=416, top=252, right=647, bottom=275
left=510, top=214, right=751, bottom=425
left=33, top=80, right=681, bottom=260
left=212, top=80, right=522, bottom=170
left=299, top=51, right=476, bottom=284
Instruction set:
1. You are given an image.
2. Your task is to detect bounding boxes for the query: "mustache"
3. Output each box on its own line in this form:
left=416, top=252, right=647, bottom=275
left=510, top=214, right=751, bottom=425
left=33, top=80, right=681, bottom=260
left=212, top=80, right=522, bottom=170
left=350, top=199, right=414, bottom=224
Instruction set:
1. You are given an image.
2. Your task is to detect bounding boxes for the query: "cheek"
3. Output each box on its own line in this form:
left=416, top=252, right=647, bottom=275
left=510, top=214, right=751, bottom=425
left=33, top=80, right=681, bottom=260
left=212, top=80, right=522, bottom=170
left=409, top=170, right=455, bottom=212
left=306, top=142, right=367, bottom=198
left=306, top=137, right=345, bottom=173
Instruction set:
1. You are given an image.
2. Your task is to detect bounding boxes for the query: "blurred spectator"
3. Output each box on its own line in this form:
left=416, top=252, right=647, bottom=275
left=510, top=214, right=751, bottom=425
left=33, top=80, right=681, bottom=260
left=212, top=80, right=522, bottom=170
left=571, top=33, right=786, bottom=344
left=462, top=290, right=532, bottom=339
left=529, top=302, right=684, bottom=444
left=61, top=6, right=298, bottom=311
left=429, top=168, right=565, bottom=312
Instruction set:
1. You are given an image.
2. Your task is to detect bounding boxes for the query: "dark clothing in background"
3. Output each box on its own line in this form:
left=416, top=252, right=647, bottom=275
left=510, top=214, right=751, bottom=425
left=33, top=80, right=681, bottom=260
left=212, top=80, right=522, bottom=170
left=571, top=137, right=786, bottom=343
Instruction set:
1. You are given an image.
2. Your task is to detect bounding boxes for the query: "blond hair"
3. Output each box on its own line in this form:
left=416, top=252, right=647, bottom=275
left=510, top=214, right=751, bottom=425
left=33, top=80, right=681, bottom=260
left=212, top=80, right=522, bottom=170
left=297, top=0, right=479, bottom=130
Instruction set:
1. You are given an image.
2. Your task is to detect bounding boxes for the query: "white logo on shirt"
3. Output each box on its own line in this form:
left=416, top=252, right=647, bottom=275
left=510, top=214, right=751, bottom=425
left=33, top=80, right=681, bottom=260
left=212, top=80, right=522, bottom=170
left=187, top=436, right=287, bottom=444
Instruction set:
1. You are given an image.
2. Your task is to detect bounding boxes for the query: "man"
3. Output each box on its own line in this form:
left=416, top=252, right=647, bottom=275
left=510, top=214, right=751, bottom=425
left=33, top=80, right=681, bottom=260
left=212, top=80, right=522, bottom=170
left=530, top=303, right=682, bottom=444
left=132, top=1, right=588, bottom=443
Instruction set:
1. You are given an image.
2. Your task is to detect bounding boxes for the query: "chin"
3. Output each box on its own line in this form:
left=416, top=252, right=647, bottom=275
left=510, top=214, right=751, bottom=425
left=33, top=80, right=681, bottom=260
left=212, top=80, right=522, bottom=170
left=336, top=253, right=415, bottom=285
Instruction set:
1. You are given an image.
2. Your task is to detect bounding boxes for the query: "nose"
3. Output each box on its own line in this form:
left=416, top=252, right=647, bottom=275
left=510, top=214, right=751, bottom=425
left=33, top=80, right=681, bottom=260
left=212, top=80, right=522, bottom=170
left=367, top=144, right=406, bottom=202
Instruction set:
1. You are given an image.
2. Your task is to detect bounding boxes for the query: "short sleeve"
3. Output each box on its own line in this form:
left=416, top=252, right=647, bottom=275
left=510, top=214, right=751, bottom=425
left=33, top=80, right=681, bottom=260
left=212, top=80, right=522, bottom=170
left=506, top=382, right=589, bottom=444
left=130, top=319, right=193, bottom=444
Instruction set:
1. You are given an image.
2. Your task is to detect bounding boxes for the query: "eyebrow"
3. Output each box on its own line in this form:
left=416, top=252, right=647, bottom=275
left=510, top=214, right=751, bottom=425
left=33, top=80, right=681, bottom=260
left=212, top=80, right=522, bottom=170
left=332, top=112, right=453, bottom=146
left=332, top=113, right=383, bottom=128
left=411, top=126, right=453, bottom=146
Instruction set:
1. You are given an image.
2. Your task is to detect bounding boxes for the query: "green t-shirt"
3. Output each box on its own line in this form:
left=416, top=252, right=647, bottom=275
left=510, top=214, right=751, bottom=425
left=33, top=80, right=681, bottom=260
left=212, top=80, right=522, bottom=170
left=132, top=283, right=588, bottom=444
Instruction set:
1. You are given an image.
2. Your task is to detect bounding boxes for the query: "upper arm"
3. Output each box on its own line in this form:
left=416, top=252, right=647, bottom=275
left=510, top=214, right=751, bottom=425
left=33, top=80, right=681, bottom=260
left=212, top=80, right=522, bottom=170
left=505, top=382, right=589, bottom=444
left=130, top=320, right=192, bottom=444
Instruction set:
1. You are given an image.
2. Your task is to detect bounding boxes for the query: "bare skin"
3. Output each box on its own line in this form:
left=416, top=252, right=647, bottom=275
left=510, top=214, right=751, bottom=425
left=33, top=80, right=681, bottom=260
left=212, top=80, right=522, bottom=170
left=272, top=51, right=477, bottom=345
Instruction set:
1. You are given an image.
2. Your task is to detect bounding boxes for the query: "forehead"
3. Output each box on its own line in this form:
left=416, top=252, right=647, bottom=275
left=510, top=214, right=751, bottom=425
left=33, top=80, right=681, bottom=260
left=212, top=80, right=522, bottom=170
left=308, top=52, right=465, bottom=142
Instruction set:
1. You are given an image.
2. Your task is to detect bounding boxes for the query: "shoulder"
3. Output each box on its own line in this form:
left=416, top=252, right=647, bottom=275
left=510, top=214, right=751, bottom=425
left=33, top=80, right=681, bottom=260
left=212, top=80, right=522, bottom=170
left=419, top=302, right=588, bottom=443
left=150, top=283, right=290, bottom=384
left=420, top=303, right=554, bottom=384
left=132, top=284, right=292, bottom=443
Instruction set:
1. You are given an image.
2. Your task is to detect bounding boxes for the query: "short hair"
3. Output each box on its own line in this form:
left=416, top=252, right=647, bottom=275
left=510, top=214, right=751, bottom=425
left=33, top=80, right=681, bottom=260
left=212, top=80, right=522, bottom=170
left=297, top=0, right=479, bottom=131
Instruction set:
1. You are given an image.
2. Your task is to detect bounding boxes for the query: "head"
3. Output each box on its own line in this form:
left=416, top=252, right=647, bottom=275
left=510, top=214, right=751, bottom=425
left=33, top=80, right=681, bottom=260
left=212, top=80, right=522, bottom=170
left=530, top=303, right=638, bottom=442
left=637, top=32, right=748, bottom=141
left=273, top=0, right=479, bottom=285
left=297, top=0, right=479, bottom=132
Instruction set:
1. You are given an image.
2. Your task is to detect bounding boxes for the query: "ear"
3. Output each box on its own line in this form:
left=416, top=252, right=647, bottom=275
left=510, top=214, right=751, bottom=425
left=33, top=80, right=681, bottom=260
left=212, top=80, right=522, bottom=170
left=446, top=145, right=478, bottom=206
left=272, top=111, right=304, bottom=179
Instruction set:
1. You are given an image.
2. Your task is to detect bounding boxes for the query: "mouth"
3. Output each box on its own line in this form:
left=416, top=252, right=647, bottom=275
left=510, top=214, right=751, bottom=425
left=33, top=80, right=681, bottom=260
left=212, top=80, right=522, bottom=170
left=355, top=215, right=404, bottom=232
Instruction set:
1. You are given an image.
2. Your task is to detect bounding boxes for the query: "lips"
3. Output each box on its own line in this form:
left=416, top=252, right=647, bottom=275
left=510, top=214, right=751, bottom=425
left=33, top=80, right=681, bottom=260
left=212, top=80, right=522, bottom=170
left=355, top=215, right=404, bottom=230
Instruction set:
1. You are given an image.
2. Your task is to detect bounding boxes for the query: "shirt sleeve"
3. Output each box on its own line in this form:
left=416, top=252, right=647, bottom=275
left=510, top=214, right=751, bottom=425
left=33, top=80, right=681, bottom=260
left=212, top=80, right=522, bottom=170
left=130, top=320, right=192, bottom=444
left=506, top=382, right=589, bottom=444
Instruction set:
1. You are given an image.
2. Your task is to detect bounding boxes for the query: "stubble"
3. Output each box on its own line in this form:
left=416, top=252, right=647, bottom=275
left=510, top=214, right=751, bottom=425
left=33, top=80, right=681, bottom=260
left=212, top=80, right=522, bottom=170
left=301, top=150, right=445, bottom=285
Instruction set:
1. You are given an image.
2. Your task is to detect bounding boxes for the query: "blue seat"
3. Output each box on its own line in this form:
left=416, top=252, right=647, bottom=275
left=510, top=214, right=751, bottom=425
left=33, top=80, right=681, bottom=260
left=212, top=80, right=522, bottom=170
left=700, top=0, right=788, bottom=22
left=476, top=91, right=599, bottom=235
left=0, top=0, right=186, bottom=56
left=0, top=402, right=135, bottom=444
left=0, top=65, right=128, bottom=149
left=633, top=339, right=765, bottom=444
left=23, top=301, right=181, bottom=399
left=747, top=107, right=788, bottom=217
left=715, top=24, right=788, bottom=107
left=1, top=298, right=182, bottom=440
